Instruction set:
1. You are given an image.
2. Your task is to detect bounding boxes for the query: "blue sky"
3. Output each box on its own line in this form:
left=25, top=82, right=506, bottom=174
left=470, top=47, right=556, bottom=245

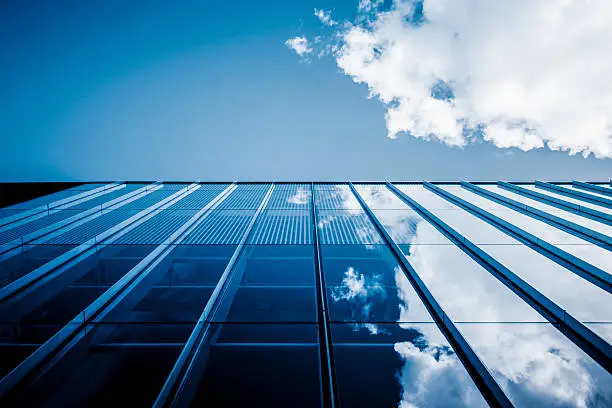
left=1, top=0, right=610, bottom=181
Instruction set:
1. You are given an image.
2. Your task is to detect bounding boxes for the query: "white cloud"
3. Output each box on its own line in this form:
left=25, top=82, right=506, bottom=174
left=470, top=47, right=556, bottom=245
left=286, top=188, right=310, bottom=205
left=291, top=0, right=612, bottom=158
left=314, top=8, right=337, bottom=26
left=285, top=36, right=312, bottom=57
left=394, top=340, right=488, bottom=407
left=331, top=266, right=386, bottom=303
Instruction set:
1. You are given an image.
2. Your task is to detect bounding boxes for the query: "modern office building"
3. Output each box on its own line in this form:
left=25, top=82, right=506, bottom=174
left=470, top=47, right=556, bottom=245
left=0, top=180, right=610, bottom=407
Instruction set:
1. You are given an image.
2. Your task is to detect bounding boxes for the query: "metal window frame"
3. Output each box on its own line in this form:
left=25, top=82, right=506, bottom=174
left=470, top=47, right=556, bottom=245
left=152, top=184, right=275, bottom=408
left=0, top=183, right=236, bottom=402
left=424, top=182, right=612, bottom=294
left=0, top=183, right=198, bottom=304
left=0, top=183, right=164, bottom=256
left=497, top=181, right=611, bottom=224
left=348, top=182, right=514, bottom=408
left=461, top=182, right=611, bottom=249
left=0, top=182, right=121, bottom=227
left=572, top=181, right=612, bottom=197
left=536, top=181, right=612, bottom=208
left=386, top=182, right=612, bottom=373
left=311, top=183, right=339, bottom=408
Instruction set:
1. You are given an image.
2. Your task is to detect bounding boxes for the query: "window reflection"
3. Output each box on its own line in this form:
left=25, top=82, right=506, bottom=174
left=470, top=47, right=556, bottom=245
left=332, top=323, right=487, bottom=408
left=457, top=323, right=612, bottom=407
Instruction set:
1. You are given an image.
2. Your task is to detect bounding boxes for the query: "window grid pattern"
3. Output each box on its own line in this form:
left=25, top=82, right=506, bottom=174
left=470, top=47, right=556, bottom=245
left=116, top=190, right=180, bottom=210
left=215, top=185, right=270, bottom=210
left=248, top=210, right=312, bottom=244
left=113, top=210, right=196, bottom=245
left=0, top=181, right=610, bottom=408
left=166, top=186, right=228, bottom=210
left=317, top=210, right=384, bottom=244
left=182, top=210, right=256, bottom=244
left=266, top=187, right=312, bottom=210
left=0, top=211, right=80, bottom=244
left=39, top=210, right=140, bottom=244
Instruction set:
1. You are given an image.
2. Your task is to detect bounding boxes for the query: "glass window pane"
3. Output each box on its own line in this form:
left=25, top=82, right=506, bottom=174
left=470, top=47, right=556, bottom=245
left=316, top=210, right=383, bottom=245
left=248, top=210, right=312, bottom=244
left=522, top=185, right=612, bottom=215
left=166, top=186, right=228, bottom=210
left=182, top=210, right=255, bottom=245
left=483, top=245, right=612, bottom=324
left=216, top=184, right=270, bottom=210
left=191, top=323, right=322, bottom=407
left=314, top=185, right=361, bottom=209
left=354, top=185, right=408, bottom=209
left=332, top=322, right=487, bottom=408
left=457, top=323, right=612, bottom=407
left=321, top=245, right=432, bottom=324
left=266, top=185, right=312, bottom=209
left=0, top=245, right=156, bottom=376
left=113, top=210, right=197, bottom=245
left=101, top=245, right=235, bottom=325
left=400, top=244, right=544, bottom=322
left=0, top=244, right=77, bottom=288
left=213, top=245, right=317, bottom=323
left=477, top=185, right=612, bottom=235
left=10, top=323, right=187, bottom=408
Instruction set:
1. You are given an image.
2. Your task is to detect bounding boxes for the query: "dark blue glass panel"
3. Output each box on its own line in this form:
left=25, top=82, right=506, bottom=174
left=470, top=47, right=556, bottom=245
left=0, top=244, right=77, bottom=288
left=169, top=244, right=236, bottom=284
left=238, top=245, right=315, bottom=286
left=321, top=245, right=432, bottom=324
left=10, top=323, right=186, bottom=408
left=0, top=245, right=155, bottom=376
left=190, top=323, right=322, bottom=408
left=212, top=245, right=317, bottom=323
left=100, top=245, right=235, bottom=324
left=220, top=286, right=317, bottom=322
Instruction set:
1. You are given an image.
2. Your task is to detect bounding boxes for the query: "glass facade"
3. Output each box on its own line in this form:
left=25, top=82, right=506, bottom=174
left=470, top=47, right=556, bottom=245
left=0, top=181, right=610, bottom=408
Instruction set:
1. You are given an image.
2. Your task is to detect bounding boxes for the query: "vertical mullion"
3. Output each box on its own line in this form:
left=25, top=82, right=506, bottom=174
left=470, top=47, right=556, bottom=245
left=153, top=183, right=275, bottom=408
left=424, top=182, right=612, bottom=293
left=461, top=182, right=611, bottom=248
left=0, top=183, right=234, bottom=402
left=494, top=181, right=611, bottom=224
left=311, top=183, right=338, bottom=408
left=348, top=182, right=514, bottom=408
left=536, top=181, right=612, bottom=208
left=386, top=182, right=612, bottom=373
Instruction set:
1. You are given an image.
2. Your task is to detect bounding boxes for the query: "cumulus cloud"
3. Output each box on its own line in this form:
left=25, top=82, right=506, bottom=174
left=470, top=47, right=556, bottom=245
left=285, top=36, right=312, bottom=57
left=395, top=340, right=488, bottom=407
left=314, top=8, right=337, bottom=26
left=288, top=0, right=612, bottom=158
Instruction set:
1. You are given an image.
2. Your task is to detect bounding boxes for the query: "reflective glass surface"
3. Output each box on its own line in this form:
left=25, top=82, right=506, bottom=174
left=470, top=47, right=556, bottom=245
left=213, top=245, right=317, bottom=323
left=483, top=245, right=612, bottom=324
left=10, top=323, right=189, bottom=408
left=1, top=181, right=610, bottom=407
left=322, top=245, right=432, bottom=324
left=0, top=244, right=78, bottom=288
left=478, top=185, right=612, bottom=235
left=101, top=245, right=235, bottom=326
left=0, top=245, right=155, bottom=377
left=457, top=323, right=612, bottom=407
left=567, top=185, right=612, bottom=200
left=191, top=323, right=322, bottom=408
left=0, top=209, right=84, bottom=245
left=523, top=184, right=612, bottom=215
left=332, top=323, right=487, bottom=407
